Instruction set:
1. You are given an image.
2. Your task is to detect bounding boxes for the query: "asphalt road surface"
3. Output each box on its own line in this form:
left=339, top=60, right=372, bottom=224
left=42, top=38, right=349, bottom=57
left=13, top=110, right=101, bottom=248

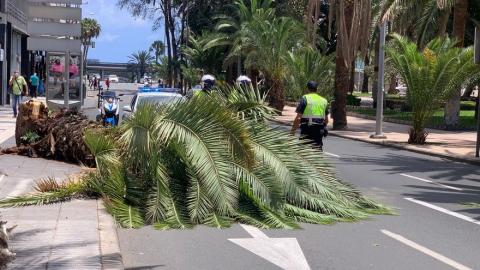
left=116, top=122, right=480, bottom=270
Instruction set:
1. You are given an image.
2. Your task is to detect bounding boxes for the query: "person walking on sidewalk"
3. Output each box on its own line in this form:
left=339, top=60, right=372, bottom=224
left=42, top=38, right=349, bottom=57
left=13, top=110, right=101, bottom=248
left=290, top=81, right=329, bottom=150
left=29, top=72, right=39, bottom=98
left=9, top=71, right=27, bottom=117
left=105, top=77, right=110, bottom=90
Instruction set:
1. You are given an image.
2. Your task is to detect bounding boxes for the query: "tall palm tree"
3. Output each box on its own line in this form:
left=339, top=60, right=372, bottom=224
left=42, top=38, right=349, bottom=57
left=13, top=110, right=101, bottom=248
left=81, top=18, right=101, bottom=66
left=0, top=86, right=388, bottom=229
left=149, top=40, right=166, bottom=63
left=387, top=34, right=480, bottom=144
left=128, top=50, right=155, bottom=82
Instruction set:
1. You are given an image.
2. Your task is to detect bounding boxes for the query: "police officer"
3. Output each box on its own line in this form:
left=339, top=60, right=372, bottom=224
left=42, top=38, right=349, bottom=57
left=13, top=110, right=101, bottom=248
left=190, top=74, right=216, bottom=98
left=201, top=74, right=216, bottom=93
left=290, top=81, right=329, bottom=150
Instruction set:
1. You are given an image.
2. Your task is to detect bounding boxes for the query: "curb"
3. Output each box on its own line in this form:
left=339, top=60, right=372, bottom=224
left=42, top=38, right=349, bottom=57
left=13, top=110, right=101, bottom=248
left=97, top=199, right=124, bottom=270
left=270, top=118, right=480, bottom=166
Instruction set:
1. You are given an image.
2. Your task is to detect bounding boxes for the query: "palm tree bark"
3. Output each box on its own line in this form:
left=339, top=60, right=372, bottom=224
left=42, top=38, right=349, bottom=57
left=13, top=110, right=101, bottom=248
left=268, top=77, right=286, bottom=113
left=332, top=1, right=354, bottom=130
left=437, top=8, right=451, bottom=37
left=444, top=0, right=468, bottom=129
left=361, top=53, right=369, bottom=93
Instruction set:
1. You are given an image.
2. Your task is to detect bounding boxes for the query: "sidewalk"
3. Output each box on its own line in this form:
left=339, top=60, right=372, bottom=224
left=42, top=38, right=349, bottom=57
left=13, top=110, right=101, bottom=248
left=275, top=106, right=480, bottom=164
left=0, top=112, right=123, bottom=269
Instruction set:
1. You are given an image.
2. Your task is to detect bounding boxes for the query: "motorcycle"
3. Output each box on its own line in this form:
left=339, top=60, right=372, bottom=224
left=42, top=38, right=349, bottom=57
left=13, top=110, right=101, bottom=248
left=96, top=91, right=120, bottom=127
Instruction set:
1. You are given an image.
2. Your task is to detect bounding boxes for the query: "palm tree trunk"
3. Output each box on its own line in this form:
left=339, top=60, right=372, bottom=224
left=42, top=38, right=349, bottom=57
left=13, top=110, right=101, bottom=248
left=444, top=0, right=468, bottom=129
left=361, top=53, right=369, bottom=93
left=167, top=0, right=178, bottom=86
left=164, top=5, right=173, bottom=87
left=332, top=0, right=354, bottom=130
left=268, top=77, right=286, bottom=113
left=437, top=8, right=451, bottom=37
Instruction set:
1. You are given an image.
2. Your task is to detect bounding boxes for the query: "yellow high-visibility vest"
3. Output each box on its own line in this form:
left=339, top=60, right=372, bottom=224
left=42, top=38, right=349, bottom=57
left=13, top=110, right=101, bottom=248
left=302, top=93, right=328, bottom=118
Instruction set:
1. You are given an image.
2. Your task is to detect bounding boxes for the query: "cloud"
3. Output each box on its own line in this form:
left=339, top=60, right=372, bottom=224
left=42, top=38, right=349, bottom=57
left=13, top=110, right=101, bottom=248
left=97, top=33, right=120, bottom=42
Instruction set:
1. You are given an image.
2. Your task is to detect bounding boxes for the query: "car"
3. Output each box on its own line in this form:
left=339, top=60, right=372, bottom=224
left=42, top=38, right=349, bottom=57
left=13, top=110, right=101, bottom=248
left=108, top=74, right=119, bottom=83
left=122, top=90, right=184, bottom=119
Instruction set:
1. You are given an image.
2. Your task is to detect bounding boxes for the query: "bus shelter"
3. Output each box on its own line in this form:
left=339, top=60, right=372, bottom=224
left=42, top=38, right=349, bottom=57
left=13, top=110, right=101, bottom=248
left=46, top=51, right=83, bottom=110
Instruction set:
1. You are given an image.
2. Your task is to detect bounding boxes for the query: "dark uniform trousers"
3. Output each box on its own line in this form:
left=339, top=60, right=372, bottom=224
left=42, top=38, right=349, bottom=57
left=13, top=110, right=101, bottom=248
left=300, top=120, right=326, bottom=150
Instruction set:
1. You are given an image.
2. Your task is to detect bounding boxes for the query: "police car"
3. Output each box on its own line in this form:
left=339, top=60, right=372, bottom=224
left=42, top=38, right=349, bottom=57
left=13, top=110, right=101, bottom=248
left=122, top=87, right=184, bottom=119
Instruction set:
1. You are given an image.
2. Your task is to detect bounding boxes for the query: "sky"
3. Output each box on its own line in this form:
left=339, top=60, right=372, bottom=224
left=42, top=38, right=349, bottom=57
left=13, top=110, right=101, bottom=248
left=82, top=0, right=165, bottom=63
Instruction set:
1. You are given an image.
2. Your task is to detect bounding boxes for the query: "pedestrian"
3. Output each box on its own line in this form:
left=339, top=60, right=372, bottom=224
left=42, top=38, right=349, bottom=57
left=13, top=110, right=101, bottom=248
left=89, top=75, right=93, bottom=89
left=29, top=72, right=39, bottom=98
left=290, top=81, right=329, bottom=150
left=105, top=77, right=110, bottom=90
left=8, top=70, right=27, bottom=118
left=93, top=77, right=98, bottom=90
left=38, top=78, right=45, bottom=96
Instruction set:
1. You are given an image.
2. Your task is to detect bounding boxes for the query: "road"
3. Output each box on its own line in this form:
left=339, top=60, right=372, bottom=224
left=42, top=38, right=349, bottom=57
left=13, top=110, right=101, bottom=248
left=117, top=123, right=480, bottom=270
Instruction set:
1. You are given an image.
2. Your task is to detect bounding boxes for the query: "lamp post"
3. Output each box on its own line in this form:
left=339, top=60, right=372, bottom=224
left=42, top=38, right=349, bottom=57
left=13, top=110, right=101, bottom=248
left=474, top=26, right=480, bottom=157
left=371, top=22, right=387, bottom=139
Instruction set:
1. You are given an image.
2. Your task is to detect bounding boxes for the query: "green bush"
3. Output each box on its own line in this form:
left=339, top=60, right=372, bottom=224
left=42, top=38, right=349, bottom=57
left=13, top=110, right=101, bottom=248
left=460, top=101, right=476, bottom=111
left=347, top=94, right=361, bottom=106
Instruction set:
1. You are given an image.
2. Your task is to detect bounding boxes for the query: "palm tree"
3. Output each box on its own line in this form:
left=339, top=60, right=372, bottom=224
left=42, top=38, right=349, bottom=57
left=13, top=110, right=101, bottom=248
left=128, top=50, right=154, bottom=82
left=238, top=16, right=305, bottom=112
left=0, top=86, right=388, bottom=229
left=386, top=34, right=480, bottom=144
left=285, top=48, right=335, bottom=101
left=81, top=18, right=101, bottom=66
left=150, top=40, right=166, bottom=63
left=182, top=34, right=225, bottom=74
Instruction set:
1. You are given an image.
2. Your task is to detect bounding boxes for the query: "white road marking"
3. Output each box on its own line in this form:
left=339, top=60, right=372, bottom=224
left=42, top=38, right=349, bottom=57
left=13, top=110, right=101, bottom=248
left=0, top=175, right=4, bottom=184
left=400, top=173, right=463, bottom=191
left=381, top=230, right=472, bottom=270
left=405, top=198, right=480, bottom=226
left=229, top=224, right=311, bottom=270
left=324, top=152, right=340, bottom=158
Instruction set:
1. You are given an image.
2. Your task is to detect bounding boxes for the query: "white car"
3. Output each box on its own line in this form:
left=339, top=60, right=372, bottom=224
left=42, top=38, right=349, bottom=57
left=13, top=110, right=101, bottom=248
left=108, top=75, right=119, bottom=83
left=122, top=91, right=183, bottom=119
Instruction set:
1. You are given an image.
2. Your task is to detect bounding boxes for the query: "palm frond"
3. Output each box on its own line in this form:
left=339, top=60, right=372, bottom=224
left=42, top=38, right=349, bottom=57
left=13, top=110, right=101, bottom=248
left=105, top=199, right=144, bottom=229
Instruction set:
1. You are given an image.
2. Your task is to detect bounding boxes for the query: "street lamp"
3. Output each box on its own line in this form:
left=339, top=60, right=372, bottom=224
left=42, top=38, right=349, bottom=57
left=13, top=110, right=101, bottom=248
left=371, top=22, right=387, bottom=139
left=474, top=27, right=480, bottom=157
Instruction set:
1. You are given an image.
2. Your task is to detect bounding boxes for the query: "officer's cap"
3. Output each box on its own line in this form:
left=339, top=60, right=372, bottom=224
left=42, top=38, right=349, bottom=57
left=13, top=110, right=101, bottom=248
left=307, top=81, right=318, bottom=90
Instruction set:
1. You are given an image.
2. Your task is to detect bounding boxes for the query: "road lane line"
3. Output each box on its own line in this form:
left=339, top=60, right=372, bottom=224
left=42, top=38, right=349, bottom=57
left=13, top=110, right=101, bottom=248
left=324, top=152, right=340, bottom=158
left=400, top=174, right=463, bottom=191
left=405, top=198, right=480, bottom=226
left=381, top=230, right=472, bottom=270
left=0, top=175, right=4, bottom=184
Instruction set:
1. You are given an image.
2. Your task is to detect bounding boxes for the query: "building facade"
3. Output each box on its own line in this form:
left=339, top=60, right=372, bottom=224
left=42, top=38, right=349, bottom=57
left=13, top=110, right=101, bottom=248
left=0, top=0, right=28, bottom=105
left=0, top=0, right=81, bottom=106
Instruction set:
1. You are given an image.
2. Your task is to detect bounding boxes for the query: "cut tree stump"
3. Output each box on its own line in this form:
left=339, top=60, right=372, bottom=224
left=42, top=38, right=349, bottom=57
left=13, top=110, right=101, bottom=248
left=3, top=101, right=101, bottom=167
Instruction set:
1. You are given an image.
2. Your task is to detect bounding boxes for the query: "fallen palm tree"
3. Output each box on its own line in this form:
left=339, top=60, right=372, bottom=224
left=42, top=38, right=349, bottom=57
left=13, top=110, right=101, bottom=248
left=0, top=86, right=389, bottom=229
